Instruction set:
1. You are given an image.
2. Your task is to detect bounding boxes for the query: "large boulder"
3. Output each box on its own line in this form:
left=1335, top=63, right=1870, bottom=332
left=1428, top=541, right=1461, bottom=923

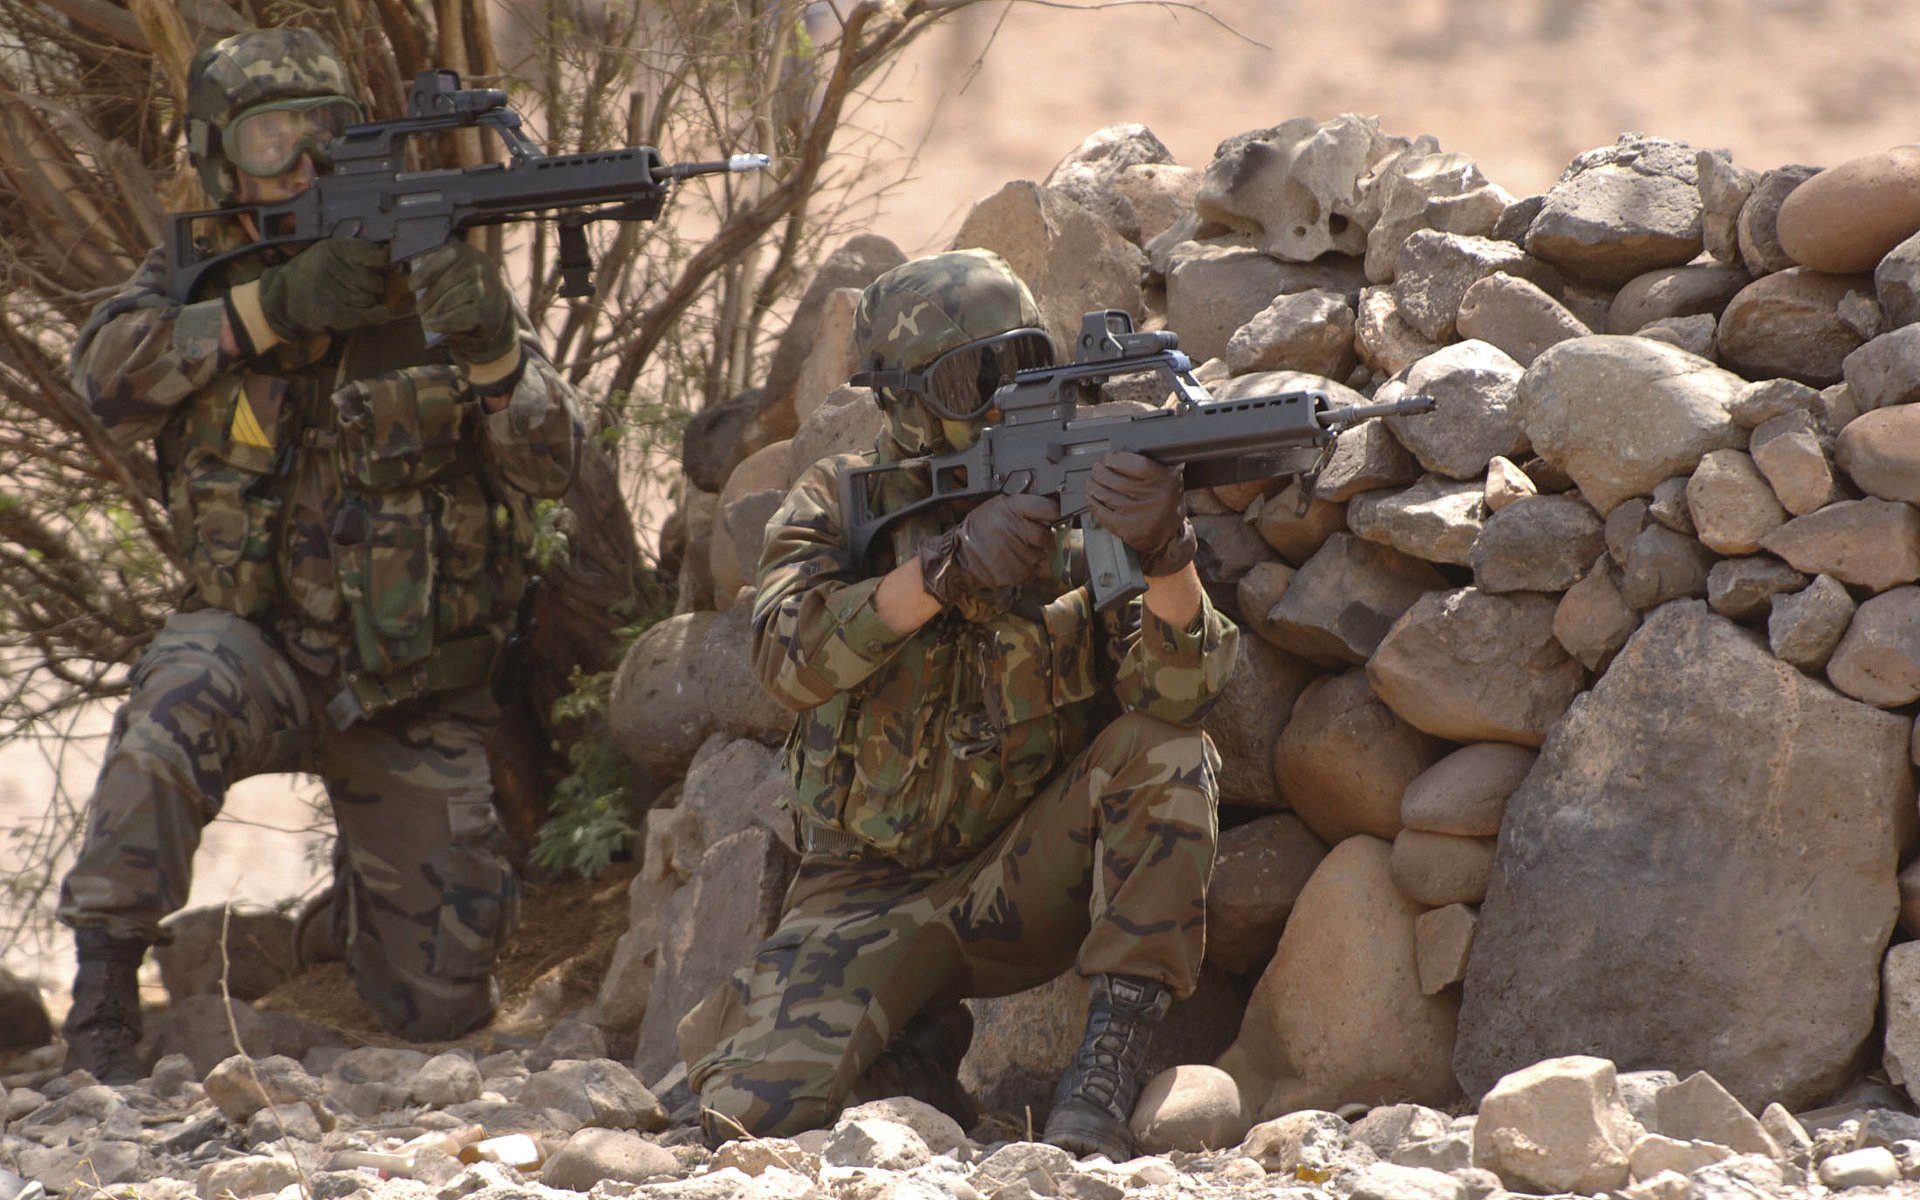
left=1515, top=336, right=1747, bottom=517
left=1523, top=135, right=1705, bottom=287
left=1454, top=601, right=1910, bottom=1110
left=1217, top=836, right=1462, bottom=1120
left=952, top=181, right=1147, bottom=354
left=608, top=606, right=790, bottom=775
left=1367, top=588, right=1587, bottom=747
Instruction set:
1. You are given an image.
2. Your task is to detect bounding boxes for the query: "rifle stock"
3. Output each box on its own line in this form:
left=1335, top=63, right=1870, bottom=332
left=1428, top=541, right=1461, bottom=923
left=843, top=311, right=1435, bottom=611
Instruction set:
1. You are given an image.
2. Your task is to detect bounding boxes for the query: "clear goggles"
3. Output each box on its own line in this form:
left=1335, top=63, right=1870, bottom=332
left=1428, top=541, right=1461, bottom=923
left=851, top=328, right=1056, bottom=422
left=223, top=96, right=362, bottom=178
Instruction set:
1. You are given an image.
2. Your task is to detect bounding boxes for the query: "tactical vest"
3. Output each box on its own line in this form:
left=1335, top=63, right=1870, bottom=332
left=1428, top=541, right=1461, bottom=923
left=161, top=316, right=532, bottom=725
left=788, top=457, right=1118, bottom=868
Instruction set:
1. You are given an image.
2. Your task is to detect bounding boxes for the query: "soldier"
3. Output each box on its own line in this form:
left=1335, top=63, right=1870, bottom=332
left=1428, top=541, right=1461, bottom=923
left=677, top=249, right=1239, bottom=1160
left=56, top=27, right=583, bottom=1081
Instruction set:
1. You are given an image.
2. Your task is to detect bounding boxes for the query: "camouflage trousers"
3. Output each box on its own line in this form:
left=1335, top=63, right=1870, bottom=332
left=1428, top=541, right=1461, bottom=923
left=57, top=608, right=516, bottom=1041
left=678, top=711, right=1218, bottom=1140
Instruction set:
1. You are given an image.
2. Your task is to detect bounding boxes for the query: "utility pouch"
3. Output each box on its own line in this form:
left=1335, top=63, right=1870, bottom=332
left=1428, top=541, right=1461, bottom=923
left=333, top=365, right=473, bottom=490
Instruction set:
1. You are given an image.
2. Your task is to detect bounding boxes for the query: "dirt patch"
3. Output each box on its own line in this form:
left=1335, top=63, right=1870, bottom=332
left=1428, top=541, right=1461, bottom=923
left=251, top=862, right=639, bottom=1052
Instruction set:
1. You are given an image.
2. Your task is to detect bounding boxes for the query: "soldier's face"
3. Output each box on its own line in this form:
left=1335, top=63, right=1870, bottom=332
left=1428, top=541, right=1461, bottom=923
left=234, top=151, right=318, bottom=204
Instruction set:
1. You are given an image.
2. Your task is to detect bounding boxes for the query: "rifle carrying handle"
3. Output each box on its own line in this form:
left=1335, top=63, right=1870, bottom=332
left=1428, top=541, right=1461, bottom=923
left=1082, top=516, right=1147, bottom=612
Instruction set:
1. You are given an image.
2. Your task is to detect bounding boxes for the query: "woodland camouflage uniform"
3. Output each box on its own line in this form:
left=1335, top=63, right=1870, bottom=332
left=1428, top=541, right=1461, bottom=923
left=56, top=27, right=583, bottom=1067
left=679, top=250, right=1238, bottom=1149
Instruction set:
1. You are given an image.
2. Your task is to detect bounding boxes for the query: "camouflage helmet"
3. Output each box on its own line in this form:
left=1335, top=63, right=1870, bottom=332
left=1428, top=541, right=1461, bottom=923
left=186, top=28, right=357, bottom=202
left=853, top=249, right=1049, bottom=454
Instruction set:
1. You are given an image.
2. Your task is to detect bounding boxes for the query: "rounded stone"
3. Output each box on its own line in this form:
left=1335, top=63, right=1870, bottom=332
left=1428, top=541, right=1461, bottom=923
left=1777, top=146, right=1920, bottom=275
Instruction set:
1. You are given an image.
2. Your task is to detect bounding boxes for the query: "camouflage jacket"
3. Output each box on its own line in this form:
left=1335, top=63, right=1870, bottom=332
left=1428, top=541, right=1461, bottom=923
left=73, top=238, right=583, bottom=715
left=751, top=443, right=1239, bottom=869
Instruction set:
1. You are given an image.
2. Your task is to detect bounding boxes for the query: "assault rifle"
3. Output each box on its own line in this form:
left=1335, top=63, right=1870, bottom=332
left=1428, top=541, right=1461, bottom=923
left=166, top=69, right=770, bottom=304
left=843, top=311, right=1436, bottom=611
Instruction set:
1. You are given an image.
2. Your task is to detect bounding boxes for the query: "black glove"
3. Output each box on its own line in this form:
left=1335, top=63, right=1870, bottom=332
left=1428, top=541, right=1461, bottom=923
left=918, top=492, right=1061, bottom=619
left=409, top=241, right=518, bottom=368
left=257, top=237, right=393, bottom=339
left=1087, top=450, right=1196, bottom=577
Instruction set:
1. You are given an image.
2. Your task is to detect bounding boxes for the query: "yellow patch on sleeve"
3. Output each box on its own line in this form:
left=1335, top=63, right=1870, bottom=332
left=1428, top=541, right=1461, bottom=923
left=230, top=397, right=273, bottom=448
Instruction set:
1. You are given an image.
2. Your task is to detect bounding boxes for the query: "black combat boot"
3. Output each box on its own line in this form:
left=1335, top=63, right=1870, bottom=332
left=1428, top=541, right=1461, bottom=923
left=847, top=1003, right=980, bottom=1130
left=63, top=929, right=149, bottom=1084
left=1042, top=974, right=1172, bottom=1161
left=292, top=882, right=346, bottom=968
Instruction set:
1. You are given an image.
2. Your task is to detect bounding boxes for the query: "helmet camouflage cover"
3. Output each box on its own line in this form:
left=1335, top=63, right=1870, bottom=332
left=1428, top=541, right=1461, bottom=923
left=854, top=249, right=1048, bottom=454
left=186, top=27, right=356, bottom=202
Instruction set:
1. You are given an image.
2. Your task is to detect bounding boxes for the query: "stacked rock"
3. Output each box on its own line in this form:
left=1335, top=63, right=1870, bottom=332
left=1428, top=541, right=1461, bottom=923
left=607, top=118, right=1920, bottom=1139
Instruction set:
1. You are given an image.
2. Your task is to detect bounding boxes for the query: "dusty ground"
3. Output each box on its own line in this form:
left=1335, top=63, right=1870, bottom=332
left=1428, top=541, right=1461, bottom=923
left=248, top=862, right=639, bottom=1054
left=7, top=0, right=1920, bottom=1036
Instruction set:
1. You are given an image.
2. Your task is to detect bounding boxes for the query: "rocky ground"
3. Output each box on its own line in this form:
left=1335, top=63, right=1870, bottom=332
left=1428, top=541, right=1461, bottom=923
left=9, top=1033, right=1920, bottom=1200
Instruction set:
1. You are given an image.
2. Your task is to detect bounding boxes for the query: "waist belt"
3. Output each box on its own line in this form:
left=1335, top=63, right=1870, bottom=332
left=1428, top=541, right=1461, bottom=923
left=325, top=632, right=498, bottom=729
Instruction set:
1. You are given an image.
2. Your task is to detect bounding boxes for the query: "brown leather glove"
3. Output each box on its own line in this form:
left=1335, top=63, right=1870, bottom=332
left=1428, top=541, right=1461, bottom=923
left=1087, top=450, right=1197, bottom=577
left=918, top=492, right=1061, bottom=619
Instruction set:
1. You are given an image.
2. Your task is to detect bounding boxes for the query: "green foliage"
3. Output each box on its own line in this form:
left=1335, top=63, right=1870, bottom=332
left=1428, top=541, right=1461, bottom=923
left=529, top=596, right=672, bottom=879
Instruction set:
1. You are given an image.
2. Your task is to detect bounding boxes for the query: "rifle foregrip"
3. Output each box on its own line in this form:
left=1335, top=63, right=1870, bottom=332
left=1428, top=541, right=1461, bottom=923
left=1083, top=520, right=1146, bottom=612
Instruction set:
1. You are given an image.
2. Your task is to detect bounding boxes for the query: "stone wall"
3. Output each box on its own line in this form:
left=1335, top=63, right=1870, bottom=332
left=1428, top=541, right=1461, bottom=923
left=603, top=118, right=1920, bottom=1124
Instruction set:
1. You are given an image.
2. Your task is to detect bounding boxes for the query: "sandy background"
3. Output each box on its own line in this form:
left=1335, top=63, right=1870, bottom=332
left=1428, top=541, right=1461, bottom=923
left=5, top=0, right=1917, bottom=1010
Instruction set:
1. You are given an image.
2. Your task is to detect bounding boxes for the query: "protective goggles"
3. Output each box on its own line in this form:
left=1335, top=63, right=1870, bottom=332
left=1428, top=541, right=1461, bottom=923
left=851, top=328, right=1056, bottom=422
left=223, top=96, right=362, bottom=178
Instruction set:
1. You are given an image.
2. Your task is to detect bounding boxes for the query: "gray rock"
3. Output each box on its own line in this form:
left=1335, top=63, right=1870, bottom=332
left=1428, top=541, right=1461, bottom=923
left=1517, top=335, right=1746, bottom=516
left=518, top=1059, right=667, bottom=1131
left=1841, top=324, right=1920, bottom=411
left=1357, top=285, right=1448, bottom=377
left=1164, top=241, right=1368, bottom=365
left=1718, top=268, right=1878, bottom=386
left=1225, top=289, right=1357, bottom=380
left=1392, top=232, right=1559, bottom=342
left=1607, top=265, right=1750, bottom=335
left=1697, top=150, right=1758, bottom=267
left=1206, top=814, right=1330, bottom=976
left=1470, top=1055, right=1641, bottom=1193
left=1197, top=115, right=1414, bottom=264
left=954, top=181, right=1148, bottom=355
left=1878, top=229, right=1920, bottom=329
left=1266, top=532, right=1448, bottom=666
left=631, top=826, right=796, bottom=1083
left=410, top=1052, right=482, bottom=1108
left=1386, top=341, right=1529, bottom=481
left=1455, top=272, right=1591, bottom=368
left=1637, top=314, right=1718, bottom=360
left=152, top=908, right=297, bottom=1004
left=757, top=236, right=906, bottom=445
left=1705, top=556, right=1808, bottom=623
left=1555, top=553, right=1641, bottom=669
left=1202, top=634, right=1317, bottom=808
left=1454, top=602, right=1909, bottom=1111
left=541, top=1127, right=678, bottom=1191
left=1618, top=524, right=1716, bottom=611
left=1525, top=134, right=1705, bottom=286
left=1749, top=408, right=1838, bottom=516
left=1737, top=165, right=1821, bottom=277
left=1368, top=588, right=1587, bottom=746
left=1348, top=1162, right=1466, bottom=1200
left=1825, top=585, right=1920, bottom=706
left=1768, top=574, right=1855, bottom=672
left=1400, top=743, right=1535, bottom=838
left=1368, top=149, right=1510, bottom=283
left=1758, top=497, right=1920, bottom=593
left=1470, top=494, right=1606, bottom=593
left=1349, top=475, right=1487, bottom=566
left=202, top=1054, right=321, bottom=1124
left=1729, top=377, right=1821, bottom=429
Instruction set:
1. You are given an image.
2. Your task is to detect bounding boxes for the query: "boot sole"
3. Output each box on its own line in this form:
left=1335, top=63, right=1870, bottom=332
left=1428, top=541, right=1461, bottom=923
left=1041, top=1102, right=1134, bottom=1162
